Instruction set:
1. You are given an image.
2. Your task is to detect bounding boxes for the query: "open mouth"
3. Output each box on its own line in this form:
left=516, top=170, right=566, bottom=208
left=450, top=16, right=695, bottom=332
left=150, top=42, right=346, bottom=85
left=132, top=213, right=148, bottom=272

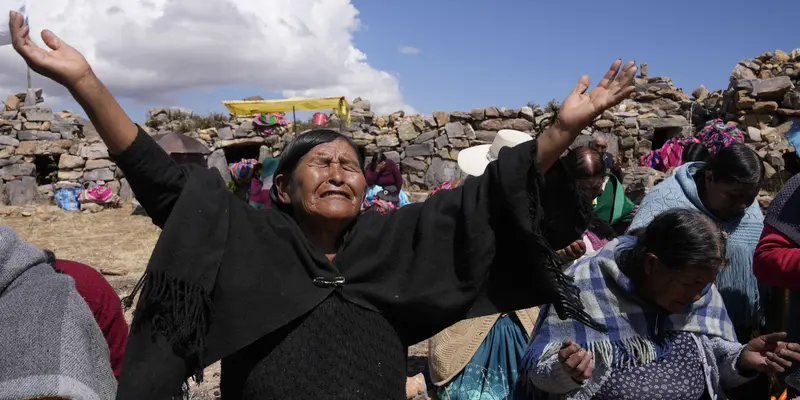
left=320, top=190, right=352, bottom=199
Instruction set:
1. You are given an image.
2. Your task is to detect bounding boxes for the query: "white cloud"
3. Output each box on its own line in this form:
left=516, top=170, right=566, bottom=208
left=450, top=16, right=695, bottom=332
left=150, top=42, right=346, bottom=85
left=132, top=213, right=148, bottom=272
left=0, top=0, right=414, bottom=115
left=398, top=45, right=420, bottom=55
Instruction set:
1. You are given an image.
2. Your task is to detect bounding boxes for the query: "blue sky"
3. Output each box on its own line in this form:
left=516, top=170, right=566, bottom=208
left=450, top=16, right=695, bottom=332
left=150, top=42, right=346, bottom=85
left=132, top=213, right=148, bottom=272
left=56, top=0, right=800, bottom=123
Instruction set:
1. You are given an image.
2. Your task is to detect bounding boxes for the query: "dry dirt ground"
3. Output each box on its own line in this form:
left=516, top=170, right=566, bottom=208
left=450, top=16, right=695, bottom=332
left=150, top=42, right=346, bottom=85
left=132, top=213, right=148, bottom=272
left=3, top=204, right=430, bottom=399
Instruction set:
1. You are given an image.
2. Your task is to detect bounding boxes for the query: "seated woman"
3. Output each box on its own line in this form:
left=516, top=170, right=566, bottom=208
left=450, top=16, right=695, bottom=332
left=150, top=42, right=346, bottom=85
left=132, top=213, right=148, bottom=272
left=427, top=132, right=596, bottom=400
left=365, top=151, right=404, bottom=204
left=754, top=173, right=800, bottom=399
left=628, top=143, right=765, bottom=343
left=517, top=208, right=800, bottom=400
left=0, top=226, right=116, bottom=399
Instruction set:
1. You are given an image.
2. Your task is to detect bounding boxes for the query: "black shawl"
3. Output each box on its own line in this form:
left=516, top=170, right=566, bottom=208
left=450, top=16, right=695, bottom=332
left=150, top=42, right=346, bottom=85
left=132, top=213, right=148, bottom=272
left=117, top=139, right=602, bottom=399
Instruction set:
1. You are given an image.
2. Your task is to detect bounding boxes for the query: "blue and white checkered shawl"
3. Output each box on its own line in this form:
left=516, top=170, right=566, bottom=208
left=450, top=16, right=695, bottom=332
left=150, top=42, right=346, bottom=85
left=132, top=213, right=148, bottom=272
left=524, top=235, right=736, bottom=376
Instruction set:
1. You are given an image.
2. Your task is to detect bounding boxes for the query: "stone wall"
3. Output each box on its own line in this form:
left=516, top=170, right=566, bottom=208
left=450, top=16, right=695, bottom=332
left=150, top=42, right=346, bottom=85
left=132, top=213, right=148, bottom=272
left=0, top=89, right=126, bottom=206
left=2, top=50, right=799, bottom=207
left=719, top=49, right=800, bottom=178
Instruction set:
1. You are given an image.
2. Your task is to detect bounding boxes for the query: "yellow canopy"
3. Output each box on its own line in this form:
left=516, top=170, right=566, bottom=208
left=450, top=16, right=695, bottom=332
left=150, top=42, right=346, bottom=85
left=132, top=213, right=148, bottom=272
left=222, top=96, right=350, bottom=124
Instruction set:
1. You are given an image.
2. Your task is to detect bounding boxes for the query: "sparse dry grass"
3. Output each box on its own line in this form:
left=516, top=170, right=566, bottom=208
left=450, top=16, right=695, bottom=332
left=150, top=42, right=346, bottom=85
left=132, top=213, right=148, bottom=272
left=5, top=205, right=160, bottom=276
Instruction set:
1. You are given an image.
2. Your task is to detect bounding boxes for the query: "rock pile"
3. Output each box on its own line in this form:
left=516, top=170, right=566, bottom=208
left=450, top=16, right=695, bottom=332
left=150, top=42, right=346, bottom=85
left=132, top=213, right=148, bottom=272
left=144, top=98, right=557, bottom=193
left=720, top=49, right=800, bottom=178
left=0, top=89, right=124, bottom=207
left=578, top=71, right=696, bottom=169
left=4, top=51, right=800, bottom=208
left=346, top=97, right=553, bottom=190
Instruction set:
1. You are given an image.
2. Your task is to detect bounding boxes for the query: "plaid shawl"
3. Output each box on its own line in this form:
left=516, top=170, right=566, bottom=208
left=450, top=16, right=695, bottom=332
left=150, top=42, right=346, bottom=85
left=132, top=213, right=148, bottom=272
left=628, top=162, right=764, bottom=329
left=0, top=226, right=116, bottom=399
left=523, top=236, right=736, bottom=398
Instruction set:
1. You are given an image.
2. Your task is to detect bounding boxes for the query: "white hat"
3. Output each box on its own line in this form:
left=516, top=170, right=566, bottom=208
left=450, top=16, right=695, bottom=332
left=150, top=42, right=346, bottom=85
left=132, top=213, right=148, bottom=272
left=457, top=129, right=533, bottom=177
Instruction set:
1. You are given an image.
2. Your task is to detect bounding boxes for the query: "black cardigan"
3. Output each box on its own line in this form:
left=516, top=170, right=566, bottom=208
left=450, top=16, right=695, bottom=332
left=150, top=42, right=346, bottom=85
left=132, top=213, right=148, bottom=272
left=113, top=128, right=599, bottom=399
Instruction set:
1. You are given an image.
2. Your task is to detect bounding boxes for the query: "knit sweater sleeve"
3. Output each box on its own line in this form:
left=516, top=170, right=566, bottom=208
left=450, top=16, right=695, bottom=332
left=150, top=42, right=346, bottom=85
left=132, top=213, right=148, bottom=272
left=753, top=225, right=800, bottom=289
left=709, top=336, right=756, bottom=389
left=521, top=353, right=584, bottom=394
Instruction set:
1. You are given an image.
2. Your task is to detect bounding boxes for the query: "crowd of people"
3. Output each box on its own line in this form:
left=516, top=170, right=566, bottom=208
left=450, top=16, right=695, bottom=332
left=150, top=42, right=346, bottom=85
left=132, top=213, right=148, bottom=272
left=2, top=10, right=800, bottom=400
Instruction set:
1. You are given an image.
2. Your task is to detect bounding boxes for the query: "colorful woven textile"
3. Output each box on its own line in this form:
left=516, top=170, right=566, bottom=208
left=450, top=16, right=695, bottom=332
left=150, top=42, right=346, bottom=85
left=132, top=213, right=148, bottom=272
left=229, top=158, right=259, bottom=184
left=639, top=119, right=745, bottom=171
left=640, top=137, right=700, bottom=171
left=361, top=198, right=398, bottom=214
left=430, top=180, right=462, bottom=197
left=252, top=112, right=288, bottom=135
left=79, top=186, right=118, bottom=205
left=696, top=118, right=745, bottom=155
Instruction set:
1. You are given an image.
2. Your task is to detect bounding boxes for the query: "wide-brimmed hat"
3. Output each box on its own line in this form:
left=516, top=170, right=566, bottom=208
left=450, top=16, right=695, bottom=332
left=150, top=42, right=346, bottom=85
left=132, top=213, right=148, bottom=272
left=457, top=129, right=533, bottom=176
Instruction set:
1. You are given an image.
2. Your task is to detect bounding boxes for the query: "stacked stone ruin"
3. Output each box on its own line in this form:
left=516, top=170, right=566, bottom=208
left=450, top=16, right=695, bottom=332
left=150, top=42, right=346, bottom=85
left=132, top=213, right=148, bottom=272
left=720, top=49, right=800, bottom=180
left=1, top=49, right=798, bottom=208
left=0, top=89, right=126, bottom=206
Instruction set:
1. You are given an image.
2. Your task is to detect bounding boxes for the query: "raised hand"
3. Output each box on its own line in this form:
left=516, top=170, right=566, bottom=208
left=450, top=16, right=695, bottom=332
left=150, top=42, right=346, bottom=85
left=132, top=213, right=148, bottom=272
left=739, top=332, right=800, bottom=374
left=558, top=339, right=594, bottom=381
left=9, top=11, right=93, bottom=89
left=556, top=60, right=638, bottom=134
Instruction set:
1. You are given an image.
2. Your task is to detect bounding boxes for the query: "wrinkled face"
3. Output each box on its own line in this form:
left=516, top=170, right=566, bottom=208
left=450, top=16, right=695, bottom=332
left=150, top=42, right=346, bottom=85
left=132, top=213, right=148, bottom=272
left=703, top=173, right=760, bottom=220
left=642, top=254, right=718, bottom=314
left=276, top=139, right=366, bottom=223
left=576, top=175, right=605, bottom=200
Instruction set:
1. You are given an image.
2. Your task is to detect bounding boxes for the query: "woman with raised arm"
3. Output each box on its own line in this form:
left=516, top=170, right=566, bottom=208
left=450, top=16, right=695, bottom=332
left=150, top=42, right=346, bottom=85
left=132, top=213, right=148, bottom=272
left=9, top=12, right=637, bottom=399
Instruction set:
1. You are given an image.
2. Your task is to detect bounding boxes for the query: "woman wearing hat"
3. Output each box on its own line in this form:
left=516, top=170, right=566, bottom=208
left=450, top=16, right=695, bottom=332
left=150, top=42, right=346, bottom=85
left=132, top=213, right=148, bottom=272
left=8, top=13, right=638, bottom=399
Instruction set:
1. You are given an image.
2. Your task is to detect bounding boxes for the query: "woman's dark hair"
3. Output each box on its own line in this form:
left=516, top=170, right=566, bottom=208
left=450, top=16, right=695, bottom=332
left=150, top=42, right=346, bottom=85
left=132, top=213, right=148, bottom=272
left=701, top=143, right=765, bottom=185
left=269, top=129, right=362, bottom=209
left=539, top=157, right=605, bottom=249
left=682, top=142, right=709, bottom=163
left=562, top=147, right=606, bottom=179
left=253, top=163, right=263, bottom=174
left=554, top=147, right=615, bottom=240
left=370, top=152, right=387, bottom=168
left=619, top=208, right=727, bottom=279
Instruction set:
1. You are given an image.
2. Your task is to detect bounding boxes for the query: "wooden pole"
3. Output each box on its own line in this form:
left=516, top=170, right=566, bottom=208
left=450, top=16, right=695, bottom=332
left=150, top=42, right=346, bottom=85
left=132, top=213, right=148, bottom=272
left=292, top=106, right=297, bottom=134
left=26, top=66, right=31, bottom=89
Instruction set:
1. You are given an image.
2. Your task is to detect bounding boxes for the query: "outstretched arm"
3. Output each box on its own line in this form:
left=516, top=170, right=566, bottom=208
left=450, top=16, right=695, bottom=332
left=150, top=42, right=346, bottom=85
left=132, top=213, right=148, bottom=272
left=354, top=60, right=636, bottom=344
left=9, top=11, right=186, bottom=226
left=537, top=59, right=637, bottom=173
